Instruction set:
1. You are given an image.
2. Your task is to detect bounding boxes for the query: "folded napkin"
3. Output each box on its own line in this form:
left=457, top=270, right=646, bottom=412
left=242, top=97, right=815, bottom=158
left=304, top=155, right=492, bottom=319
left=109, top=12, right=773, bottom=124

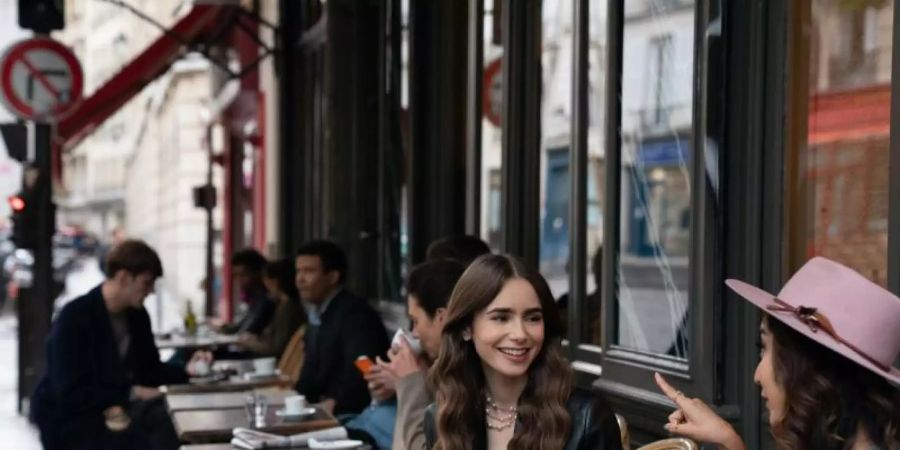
left=231, top=426, right=348, bottom=449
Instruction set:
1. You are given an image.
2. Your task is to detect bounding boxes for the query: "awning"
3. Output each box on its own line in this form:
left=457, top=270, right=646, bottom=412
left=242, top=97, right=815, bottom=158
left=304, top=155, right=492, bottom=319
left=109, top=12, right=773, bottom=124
left=56, top=4, right=238, bottom=151
left=807, top=84, right=891, bottom=145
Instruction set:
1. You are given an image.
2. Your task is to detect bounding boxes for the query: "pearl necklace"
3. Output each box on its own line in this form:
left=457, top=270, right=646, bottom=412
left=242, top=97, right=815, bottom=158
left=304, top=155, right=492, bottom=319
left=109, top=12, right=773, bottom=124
left=485, top=394, right=518, bottom=431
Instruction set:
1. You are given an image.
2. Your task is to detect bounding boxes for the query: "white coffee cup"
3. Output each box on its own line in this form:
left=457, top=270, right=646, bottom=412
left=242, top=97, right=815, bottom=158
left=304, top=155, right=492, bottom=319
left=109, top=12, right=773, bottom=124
left=392, top=329, right=423, bottom=355
left=252, top=357, right=277, bottom=375
left=192, top=360, right=211, bottom=376
left=284, top=395, right=308, bottom=414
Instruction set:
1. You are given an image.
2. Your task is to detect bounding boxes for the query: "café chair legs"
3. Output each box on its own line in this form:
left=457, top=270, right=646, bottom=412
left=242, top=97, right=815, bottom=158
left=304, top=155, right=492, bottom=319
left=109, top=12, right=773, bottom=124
left=615, top=413, right=630, bottom=450
left=635, top=438, right=699, bottom=450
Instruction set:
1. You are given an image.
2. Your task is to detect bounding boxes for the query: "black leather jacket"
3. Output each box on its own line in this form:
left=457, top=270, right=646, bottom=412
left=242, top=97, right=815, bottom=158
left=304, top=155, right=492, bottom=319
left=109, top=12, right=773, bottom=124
left=424, top=388, right=623, bottom=450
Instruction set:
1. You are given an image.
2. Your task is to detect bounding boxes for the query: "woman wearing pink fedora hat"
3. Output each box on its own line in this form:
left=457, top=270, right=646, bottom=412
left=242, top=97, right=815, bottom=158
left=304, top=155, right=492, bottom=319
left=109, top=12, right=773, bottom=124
left=655, top=257, right=900, bottom=450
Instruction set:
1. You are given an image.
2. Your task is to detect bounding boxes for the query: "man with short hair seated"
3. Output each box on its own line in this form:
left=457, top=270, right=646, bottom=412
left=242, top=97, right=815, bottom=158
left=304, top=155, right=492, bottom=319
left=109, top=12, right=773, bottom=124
left=32, top=240, right=211, bottom=450
left=293, top=240, right=390, bottom=415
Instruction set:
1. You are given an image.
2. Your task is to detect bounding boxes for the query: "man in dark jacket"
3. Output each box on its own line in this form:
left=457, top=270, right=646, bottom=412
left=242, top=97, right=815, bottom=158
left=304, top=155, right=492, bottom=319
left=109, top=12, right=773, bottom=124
left=32, top=240, right=210, bottom=450
left=293, top=240, right=389, bottom=416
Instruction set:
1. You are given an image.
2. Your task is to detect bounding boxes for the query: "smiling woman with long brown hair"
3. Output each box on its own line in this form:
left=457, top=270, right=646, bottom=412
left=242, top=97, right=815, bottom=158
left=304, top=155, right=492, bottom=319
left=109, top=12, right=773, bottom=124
left=423, top=254, right=622, bottom=450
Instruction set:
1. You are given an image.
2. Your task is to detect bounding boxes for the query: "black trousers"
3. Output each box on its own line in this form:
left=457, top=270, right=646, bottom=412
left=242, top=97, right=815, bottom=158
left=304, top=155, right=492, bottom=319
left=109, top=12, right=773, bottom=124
left=39, top=398, right=178, bottom=450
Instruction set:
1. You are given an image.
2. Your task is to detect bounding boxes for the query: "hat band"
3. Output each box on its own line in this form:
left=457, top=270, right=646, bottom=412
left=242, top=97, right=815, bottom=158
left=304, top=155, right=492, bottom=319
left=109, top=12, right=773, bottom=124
left=766, top=297, right=890, bottom=372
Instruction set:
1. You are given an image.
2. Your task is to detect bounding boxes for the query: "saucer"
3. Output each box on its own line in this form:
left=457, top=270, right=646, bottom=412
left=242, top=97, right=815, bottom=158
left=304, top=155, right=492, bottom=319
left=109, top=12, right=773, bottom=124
left=275, top=407, right=316, bottom=419
left=188, top=372, right=227, bottom=384
left=308, top=438, right=364, bottom=449
left=243, top=369, right=280, bottom=380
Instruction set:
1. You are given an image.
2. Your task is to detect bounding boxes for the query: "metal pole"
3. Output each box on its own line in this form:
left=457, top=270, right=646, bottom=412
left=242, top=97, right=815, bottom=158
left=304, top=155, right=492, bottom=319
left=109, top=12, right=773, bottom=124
left=568, top=0, right=588, bottom=358
left=205, top=124, right=216, bottom=317
left=17, top=122, right=55, bottom=412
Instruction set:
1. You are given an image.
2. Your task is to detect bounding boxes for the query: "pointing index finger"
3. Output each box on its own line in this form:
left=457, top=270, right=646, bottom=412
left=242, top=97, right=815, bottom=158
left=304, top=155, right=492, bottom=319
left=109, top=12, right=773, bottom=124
left=654, top=372, right=684, bottom=405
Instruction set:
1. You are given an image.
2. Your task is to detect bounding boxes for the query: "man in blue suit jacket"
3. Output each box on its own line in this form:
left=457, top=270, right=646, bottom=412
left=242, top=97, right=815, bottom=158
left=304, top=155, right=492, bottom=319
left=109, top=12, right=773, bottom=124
left=32, top=240, right=210, bottom=450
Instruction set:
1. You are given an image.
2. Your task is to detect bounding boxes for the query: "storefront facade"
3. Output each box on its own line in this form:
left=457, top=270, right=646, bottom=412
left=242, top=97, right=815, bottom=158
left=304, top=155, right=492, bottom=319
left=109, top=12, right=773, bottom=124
left=274, top=1, right=900, bottom=447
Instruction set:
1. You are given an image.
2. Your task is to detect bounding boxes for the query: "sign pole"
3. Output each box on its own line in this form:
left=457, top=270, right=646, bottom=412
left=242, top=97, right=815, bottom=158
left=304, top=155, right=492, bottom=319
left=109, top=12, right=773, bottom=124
left=16, top=122, right=55, bottom=413
left=0, top=35, right=82, bottom=412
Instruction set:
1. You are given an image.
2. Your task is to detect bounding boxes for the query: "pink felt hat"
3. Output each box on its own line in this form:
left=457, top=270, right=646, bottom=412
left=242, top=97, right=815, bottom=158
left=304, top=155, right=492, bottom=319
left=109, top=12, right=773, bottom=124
left=725, top=257, right=900, bottom=385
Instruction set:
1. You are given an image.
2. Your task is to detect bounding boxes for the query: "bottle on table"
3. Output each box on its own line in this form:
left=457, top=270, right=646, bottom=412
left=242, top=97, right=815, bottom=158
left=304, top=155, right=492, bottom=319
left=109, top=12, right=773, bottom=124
left=184, top=300, right=198, bottom=336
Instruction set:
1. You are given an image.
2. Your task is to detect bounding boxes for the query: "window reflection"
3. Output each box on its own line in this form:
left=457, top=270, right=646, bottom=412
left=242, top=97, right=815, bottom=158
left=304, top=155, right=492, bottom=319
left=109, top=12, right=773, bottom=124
left=615, top=0, right=694, bottom=360
left=481, top=0, right=504, bottom=251
left=539, top=0, right=574, bottom=300
left=582, top=1, right=608, bottom=348
left=790, top=0, right=893, bottom=287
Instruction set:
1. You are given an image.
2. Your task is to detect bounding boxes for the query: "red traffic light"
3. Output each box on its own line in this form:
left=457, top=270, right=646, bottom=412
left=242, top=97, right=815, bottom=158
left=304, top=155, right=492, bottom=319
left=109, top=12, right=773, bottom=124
left=8, top=195, right=25, bottom=212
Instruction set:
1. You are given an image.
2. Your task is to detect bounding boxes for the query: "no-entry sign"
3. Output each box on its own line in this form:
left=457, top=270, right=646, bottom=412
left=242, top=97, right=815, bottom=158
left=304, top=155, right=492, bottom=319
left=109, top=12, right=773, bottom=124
left=0, top=37, right=83, bottom=122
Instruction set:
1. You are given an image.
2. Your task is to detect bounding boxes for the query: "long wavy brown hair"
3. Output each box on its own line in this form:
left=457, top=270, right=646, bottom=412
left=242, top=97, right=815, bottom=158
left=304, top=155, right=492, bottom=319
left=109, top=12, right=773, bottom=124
left=767, top=316, right=900, bottom=450
left=428, top=254, right=573, bottom=450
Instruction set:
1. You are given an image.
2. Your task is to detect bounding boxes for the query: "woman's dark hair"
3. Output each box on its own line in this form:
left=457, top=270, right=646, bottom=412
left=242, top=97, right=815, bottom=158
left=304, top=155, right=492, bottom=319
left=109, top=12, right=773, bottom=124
left=264, top=258, right=299, bottom=301
left=428, top=254, right=573, bottom=450
left=231, top=248, right=267, bottom=273
left=406, top=259, right=465, bottom=318
left=767, top=316, right=900, bottom=450
left=105, top=239, right=163, bottom=278
left=425, top=235, right=491, bottom=266
left=296, top=240, right=347, bottom=282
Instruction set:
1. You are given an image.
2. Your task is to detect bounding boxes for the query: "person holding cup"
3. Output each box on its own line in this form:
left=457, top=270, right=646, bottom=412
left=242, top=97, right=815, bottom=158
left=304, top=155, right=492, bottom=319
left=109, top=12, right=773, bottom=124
left=376, top=259, right=466, bottom=450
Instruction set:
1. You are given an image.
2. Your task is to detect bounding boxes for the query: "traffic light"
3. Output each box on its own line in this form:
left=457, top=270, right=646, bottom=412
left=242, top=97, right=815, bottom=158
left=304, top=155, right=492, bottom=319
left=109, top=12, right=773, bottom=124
left=18, top=0, right=64, bottom=33
left=8, top=191, right=38, bottom=250
left=0, top=123, right=27, bottom=162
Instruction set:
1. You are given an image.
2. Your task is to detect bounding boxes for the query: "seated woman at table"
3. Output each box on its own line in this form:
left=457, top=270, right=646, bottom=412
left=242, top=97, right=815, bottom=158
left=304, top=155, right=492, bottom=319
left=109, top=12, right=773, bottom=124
left=211, top=248, right=276, bottom=336
left=236, top=258, right=306, bottom=357
left=424, top=254, right=622, bottom=450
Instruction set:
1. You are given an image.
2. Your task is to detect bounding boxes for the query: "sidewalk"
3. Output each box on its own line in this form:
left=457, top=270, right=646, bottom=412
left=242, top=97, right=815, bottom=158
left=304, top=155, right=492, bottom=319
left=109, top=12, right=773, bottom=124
left=0, top=314, right=41, bottom=450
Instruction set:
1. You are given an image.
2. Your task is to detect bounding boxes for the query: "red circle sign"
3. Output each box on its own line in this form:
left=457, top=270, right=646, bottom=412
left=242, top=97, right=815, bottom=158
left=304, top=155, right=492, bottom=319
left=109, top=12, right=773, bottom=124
left=483, top=58, right=502, bottom=128
left=0, top=37, right=83, bottom=122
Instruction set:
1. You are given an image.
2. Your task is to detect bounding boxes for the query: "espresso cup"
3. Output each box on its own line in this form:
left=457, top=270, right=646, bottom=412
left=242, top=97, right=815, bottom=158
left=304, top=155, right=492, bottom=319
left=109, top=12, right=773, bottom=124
left=252, top=357, right=277, bottom=375
left=284, top=395, right=308, bottom=414
left=193, top=360, right=211, bottom=376
left=392, top=329, right=423, bottom=356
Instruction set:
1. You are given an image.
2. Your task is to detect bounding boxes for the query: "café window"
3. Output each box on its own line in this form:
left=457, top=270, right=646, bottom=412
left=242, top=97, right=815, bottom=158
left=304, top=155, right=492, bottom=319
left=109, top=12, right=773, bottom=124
left=614, top=1, right=695, bottom=361
left=786, top=0, right=894, bottom=287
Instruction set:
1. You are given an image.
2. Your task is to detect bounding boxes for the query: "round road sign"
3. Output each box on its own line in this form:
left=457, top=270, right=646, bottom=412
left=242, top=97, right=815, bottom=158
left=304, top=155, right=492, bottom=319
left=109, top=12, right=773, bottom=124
left=0, top=37, right=83, bottom=122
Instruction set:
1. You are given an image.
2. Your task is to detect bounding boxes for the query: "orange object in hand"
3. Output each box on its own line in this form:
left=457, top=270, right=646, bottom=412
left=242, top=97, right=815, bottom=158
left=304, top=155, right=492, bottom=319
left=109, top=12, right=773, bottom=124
left=354, top=355, right=374, bottom=375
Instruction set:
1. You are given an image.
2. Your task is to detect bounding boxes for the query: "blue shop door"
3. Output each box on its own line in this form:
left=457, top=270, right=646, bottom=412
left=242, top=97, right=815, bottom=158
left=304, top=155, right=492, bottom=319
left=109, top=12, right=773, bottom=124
left=627, top=166, right=657, bottom=257
left=542, top=149, right=569, bottom=266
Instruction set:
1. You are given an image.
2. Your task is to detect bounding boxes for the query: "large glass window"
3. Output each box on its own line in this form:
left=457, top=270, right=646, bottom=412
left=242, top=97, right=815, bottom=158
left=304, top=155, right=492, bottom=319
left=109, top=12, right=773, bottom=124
left=615, top=0, right=695, bottom=360
left=539, top=0, right=574, bottom=302
left=788, top=0, right=893, bottom=287
left=481, top=0, right=504, bottom=250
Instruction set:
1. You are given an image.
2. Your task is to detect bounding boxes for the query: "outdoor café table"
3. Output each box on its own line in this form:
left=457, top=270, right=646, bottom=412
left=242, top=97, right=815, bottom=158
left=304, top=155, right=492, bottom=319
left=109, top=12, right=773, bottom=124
left=156, top=333, right=241, bottom=350
left=162, top=373, right=295, bottom=394
left=173, top=406, right=340, bottom=443
left=166, top=387, right=295, bottom=412
left=179, top=444, right=372, bottom=449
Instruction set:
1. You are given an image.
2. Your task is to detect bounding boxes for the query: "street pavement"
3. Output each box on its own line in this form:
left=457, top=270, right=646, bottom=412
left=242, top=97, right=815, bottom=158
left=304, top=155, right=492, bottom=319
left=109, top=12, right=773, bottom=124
left=0, top=314, right=41, bottom=450
left=544, top=256, right=690, bottom=357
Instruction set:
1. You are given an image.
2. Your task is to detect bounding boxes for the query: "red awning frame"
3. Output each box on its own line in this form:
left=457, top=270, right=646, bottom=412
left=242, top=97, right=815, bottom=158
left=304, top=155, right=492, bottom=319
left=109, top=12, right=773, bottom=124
left=55, top=4, right=241, bottom=151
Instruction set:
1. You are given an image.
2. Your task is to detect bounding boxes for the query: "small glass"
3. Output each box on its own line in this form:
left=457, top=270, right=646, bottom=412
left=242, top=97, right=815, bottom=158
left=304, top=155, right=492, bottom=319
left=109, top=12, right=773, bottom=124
left=244, top=393, right=268, bottom=427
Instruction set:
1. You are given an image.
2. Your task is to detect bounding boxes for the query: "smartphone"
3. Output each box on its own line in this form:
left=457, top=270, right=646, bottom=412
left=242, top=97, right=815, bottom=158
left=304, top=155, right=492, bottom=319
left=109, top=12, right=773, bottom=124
left=354, top=355, right=374, bottom=375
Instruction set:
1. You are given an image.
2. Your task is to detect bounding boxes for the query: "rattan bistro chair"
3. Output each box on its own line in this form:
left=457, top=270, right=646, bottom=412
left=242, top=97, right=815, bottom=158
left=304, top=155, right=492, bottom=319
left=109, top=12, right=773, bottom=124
left=615, top=414, right=631, bottom=450
left=276, top=325, right=306, bottom=382
left=635, top=438, right=699, bottom=450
